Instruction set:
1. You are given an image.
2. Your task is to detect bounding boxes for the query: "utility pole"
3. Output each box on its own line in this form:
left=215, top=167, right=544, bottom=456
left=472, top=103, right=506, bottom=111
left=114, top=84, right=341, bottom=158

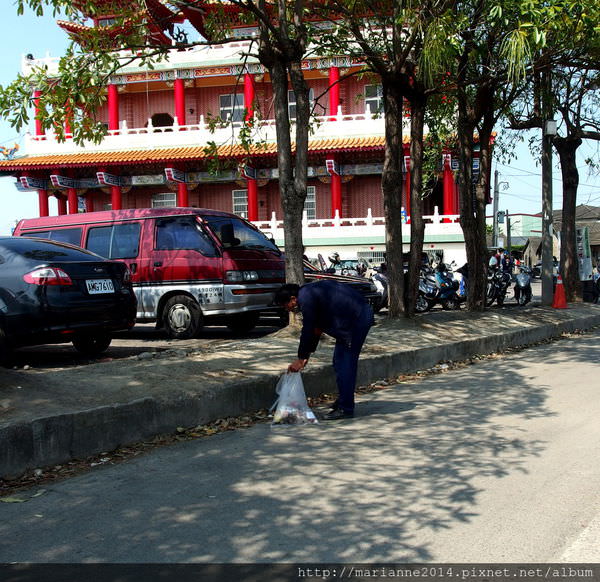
left=506, top=210, right=512, bottom=256
left=492, top=171, right=500, bottom=248
left=541, top=70, right=556, bottom=306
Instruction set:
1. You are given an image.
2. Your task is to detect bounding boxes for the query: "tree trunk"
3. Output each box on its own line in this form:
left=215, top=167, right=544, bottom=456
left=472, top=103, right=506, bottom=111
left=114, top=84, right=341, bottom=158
left=406, top=95, right=426, bottom=317
left=268, top=60, right=306, bottom=284
left=554, top=136, right=582, bottom=301
left=456, top=113, right=487, bottom=311
left=381, top=80, right=405, bottom=318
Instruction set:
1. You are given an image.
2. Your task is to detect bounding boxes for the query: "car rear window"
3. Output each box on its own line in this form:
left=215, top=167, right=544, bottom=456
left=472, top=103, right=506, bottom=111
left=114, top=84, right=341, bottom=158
left=0, top=237, right=101, bottom=261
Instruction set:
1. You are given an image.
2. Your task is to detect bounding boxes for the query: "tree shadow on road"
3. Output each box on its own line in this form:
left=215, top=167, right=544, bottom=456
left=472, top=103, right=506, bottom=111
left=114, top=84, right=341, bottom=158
left=0, top=351, right=559, bottom=563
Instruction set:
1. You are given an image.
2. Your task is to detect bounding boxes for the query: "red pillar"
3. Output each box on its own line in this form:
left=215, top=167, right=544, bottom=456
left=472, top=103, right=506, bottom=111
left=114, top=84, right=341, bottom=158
left=85, top=196, right=93, bottom=213
left=328, top=66, right=340, bottom=119
left=247, top=178, right=258, bottom=221
left=177, top=182, right=189, bottom=207
left=33, top=90, right=44, bottom=136
left=111, top=185, right=122, bottom=210
left=67, top=187, right=78, bottom=215
left=108, top=84, right=119, bottom=131
left=331, top=174, right=342, bottom=218
left=174, top=78, right=186, bottom=126
left=442, top=153, right=455, bottom=222
left=244, top=73, right=255, bottom=121
left=57, top=195, right=67, bottom=216
left=38, top=189, right=49, bottom=217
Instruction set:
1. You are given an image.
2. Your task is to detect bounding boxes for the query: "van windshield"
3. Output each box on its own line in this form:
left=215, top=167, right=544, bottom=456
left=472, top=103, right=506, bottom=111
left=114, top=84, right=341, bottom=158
left=202, top=215, right=280, bottom=253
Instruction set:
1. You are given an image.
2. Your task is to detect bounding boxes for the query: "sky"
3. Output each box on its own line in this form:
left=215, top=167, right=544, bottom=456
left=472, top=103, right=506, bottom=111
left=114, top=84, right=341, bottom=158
left=1, top=6, right=599, bottom=236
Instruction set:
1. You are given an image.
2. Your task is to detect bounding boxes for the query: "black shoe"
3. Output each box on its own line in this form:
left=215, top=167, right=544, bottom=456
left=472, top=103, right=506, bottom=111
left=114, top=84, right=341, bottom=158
left=324, top=409, right=354, bottom=420
left=330, top=400, right=340, bottom=411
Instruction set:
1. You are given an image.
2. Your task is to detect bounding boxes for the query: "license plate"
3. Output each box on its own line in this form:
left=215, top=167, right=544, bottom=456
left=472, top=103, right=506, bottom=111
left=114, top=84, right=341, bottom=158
left=86, top=279, right=114, bottom=294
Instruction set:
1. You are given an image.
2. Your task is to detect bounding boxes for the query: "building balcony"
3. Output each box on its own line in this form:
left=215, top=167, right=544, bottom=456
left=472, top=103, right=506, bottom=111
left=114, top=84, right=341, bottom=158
left=24, top=109, right=403, bottom=158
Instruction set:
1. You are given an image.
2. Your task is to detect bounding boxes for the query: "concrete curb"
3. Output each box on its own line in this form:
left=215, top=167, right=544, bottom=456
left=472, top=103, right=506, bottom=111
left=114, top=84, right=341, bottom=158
left=2, top=306, right=600, bottom=479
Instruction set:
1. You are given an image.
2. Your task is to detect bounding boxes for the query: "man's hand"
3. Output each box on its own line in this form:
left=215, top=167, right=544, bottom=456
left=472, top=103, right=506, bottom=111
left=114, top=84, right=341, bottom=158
left=288, top=358, right=308, bottom=373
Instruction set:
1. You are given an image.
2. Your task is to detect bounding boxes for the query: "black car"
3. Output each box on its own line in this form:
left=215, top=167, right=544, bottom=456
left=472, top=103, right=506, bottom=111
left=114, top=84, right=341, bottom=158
left=303, top=260, right=382, bottom=308
left=0, top=236, right=137, bottom=364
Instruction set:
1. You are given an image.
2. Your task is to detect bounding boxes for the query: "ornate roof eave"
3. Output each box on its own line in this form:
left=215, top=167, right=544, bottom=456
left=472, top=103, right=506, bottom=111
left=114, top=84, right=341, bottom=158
left=0, top=137, right=386, bottom=173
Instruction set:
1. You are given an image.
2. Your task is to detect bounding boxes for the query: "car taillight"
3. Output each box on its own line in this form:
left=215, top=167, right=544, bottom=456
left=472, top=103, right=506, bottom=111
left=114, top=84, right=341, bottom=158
left=23, top=267, right=73, bottom=286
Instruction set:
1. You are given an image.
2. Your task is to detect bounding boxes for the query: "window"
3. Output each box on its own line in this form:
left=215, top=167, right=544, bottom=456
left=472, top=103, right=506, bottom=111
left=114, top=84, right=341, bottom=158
left=86, top=223, right=141, bottom=259
left=304, top=186, right=316, bottom=220
left=155, top=216, right=217, bottom=256
left=202, top=214, right=280, bottom=252
left=232, top=189, right=248, bottom=218
left=288, top=88, right=315, bottom=120
left=152, top=193, right=177, bottom=208
left=365, top=84, right=383, bottom=115
left=357, top=250, right=386, bottom=266
left=23, top=228, right=82, bottom=246
left=219, top=93, right=244, bottom=122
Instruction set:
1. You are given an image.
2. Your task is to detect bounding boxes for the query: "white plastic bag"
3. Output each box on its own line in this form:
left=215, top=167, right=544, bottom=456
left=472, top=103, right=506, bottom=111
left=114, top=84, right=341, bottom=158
left=271, top=373, right=318, bottom=425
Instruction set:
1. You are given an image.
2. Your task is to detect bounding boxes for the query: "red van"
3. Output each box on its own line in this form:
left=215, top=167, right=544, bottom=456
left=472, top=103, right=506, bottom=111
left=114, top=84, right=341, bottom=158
left=13, top=208, right=285, bottom=338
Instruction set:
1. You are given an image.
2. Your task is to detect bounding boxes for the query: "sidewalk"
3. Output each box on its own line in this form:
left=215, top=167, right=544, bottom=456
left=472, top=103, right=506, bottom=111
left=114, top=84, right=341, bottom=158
left=1, top=303, right=600, bottom=478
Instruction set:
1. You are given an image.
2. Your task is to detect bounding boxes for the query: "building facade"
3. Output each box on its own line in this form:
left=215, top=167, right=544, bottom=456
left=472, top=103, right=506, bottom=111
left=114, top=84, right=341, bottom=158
left=0, top=1, right=472, bottom=267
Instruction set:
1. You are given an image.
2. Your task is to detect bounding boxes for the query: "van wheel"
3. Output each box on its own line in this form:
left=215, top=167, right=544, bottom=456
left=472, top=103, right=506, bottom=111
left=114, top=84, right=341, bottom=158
left=227, top=312, right=260, bottom=335
left=72, top=333, right=112, bottom=356
left=163, top=295, right=203, bottom=339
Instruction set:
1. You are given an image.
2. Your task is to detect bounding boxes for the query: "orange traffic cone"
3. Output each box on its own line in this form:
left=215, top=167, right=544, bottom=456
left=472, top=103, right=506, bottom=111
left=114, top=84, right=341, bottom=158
left=552, top=274, right=568, bottom=309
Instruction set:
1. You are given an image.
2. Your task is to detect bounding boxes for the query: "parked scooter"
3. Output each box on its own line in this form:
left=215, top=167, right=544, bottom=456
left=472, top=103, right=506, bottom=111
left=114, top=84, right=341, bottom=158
left=371, top=264, right=388, bottom=312
left=513, top=265, right=533, bottom=305
left=416, top=263, right=461, bottom=312
left=486, top=268, right=512, bottom=307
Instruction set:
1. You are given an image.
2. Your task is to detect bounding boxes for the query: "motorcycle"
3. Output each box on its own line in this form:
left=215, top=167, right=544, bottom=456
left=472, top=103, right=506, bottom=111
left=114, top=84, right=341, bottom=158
left=416, top=263, right=461, bottom=312
left=486, top=268, right=512, bottom=307
left=513, top=265, right=533, bottom=306
left=371, top=264, right=388, bottom=312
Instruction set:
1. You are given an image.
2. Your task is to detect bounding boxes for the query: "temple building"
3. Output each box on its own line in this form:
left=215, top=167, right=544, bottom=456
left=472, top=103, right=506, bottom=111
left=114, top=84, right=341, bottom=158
left=0, top=0, right=474, bottom=266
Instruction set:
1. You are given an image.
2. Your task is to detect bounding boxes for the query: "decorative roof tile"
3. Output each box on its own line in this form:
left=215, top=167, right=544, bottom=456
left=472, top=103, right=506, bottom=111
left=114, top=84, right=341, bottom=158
left=0, top=136, right=386, bottom=172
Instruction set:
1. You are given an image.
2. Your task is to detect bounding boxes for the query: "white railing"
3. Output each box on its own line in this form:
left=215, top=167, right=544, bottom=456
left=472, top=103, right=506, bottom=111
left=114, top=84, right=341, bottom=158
left=25, top=106, right=416, bottom=157
left=25, top=111, right=387, bottom=155
left=253, top=207, right=462, bottom=240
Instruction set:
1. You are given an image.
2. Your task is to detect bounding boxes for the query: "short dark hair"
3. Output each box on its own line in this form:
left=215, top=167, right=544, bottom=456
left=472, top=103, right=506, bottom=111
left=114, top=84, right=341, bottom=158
left=273, top=283, right=300, bottom=306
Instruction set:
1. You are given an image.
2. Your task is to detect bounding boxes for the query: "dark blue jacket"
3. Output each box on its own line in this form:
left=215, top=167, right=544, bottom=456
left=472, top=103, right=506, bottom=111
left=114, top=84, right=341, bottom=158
left=296, top=280, right=373, bottom=359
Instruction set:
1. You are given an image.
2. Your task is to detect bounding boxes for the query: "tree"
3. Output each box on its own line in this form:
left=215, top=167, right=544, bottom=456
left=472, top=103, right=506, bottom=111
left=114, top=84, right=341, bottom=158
left=311, top=0, right=455, bottom=318
left=1, top=0, right=313, bottom=286
left=507, top=1, right=600, bottom=302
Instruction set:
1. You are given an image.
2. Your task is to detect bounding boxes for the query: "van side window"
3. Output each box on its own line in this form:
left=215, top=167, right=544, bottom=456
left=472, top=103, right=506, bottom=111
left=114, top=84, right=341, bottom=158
left=87, top=223, right=141, bottom=259
left=155, top=217, right=217, bottom=257
left=21, top=228, right=82, bottom=246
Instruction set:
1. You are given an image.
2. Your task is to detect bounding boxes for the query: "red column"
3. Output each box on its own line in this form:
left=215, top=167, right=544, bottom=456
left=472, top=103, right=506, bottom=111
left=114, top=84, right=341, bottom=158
left=67, top=187, right=78, bottom=215
left=111, top=185, right=122, bottom=210
left=247, top=178, right=258, bottom=221
left=331, top=163, right=342, bottom=219
left=38, top=189, right=49, bottom=217
left=442, top=153, right=455, bottom=222
left=57, top=195, right=67, bottom=216
left=244, top=73, right=255, bottom=121
left=84, top=196, right=93, bottom=213
left=33, top=90, right=44, bottom=136
left=328, top=66, right=340, bottom=119
left=177, top=182, right=189, bottom=207
left=174, top=78, right=186, bottom=126
left=108, top=84, right=119, bottom=131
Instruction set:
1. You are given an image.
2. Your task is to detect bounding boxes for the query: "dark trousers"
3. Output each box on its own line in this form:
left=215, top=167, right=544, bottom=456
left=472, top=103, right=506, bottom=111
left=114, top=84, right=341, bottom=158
left=333, top=305, right=373, bottom=413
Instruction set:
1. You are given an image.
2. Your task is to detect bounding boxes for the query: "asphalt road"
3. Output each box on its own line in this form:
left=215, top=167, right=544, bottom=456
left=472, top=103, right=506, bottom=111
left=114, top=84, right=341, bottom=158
left=8, top=279, right=542, bottom=371
left=1, top=326, right=598, bottom=563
